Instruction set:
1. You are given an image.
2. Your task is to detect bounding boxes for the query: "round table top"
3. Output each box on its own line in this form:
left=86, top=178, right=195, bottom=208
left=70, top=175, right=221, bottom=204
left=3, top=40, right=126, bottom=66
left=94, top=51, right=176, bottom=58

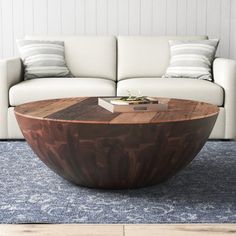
left=14, top=97, right=219, bottom=124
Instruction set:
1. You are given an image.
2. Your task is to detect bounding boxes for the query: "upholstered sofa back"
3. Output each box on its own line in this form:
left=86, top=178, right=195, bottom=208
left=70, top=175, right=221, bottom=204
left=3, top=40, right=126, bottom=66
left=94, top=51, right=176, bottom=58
left=25, top=35, right=209, bottom=82
left=117, top=35, right=207, bottom=81
left=25, top=36, right=117, bottom=81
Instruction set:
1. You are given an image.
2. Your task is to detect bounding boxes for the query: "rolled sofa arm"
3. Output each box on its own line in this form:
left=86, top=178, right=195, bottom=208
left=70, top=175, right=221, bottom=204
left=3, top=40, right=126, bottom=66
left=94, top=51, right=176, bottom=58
left=213, top=58, right=236, bottom=139
left=0, top=57, right=23, bottom=139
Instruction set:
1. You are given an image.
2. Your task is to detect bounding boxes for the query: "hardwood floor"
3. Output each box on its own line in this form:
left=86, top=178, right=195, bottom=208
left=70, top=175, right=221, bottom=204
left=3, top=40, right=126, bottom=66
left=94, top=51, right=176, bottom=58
left=125, top=224, right=236, bottom=236
left=0, top=224, right=235, bottom=236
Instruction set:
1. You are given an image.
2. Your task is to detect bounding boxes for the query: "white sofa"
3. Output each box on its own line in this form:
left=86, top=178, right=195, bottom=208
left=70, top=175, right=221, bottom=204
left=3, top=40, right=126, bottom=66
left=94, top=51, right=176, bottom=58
left=0, top=35, right=236, bottom=140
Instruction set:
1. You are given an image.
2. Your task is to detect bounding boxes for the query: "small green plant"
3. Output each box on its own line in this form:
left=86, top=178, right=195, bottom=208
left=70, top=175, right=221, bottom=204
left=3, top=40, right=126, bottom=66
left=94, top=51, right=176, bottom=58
left=120, top=90, right=146, bottom=102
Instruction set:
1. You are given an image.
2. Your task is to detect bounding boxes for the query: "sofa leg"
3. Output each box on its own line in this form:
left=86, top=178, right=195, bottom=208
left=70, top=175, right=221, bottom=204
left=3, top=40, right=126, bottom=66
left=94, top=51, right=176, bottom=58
left=0, top=139, right=25, bottom=141
left=208, top=139, right=234, bottom=142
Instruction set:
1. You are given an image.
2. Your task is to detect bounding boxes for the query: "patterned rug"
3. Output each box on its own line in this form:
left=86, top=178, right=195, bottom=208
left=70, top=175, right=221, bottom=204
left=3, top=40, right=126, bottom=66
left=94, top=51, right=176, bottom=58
left=0, top=141, right=235, bottom=224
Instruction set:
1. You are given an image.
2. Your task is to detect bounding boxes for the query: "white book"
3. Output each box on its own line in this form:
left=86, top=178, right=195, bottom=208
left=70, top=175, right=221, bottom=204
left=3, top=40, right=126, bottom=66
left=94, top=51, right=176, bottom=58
left=98, top=97, right=168, bottom=113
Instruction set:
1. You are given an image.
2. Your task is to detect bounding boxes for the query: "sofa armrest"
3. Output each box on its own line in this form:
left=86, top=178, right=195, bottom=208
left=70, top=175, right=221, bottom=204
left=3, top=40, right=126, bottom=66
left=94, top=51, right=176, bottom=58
left=0, top=57, right=23, bottom=138
left=213, top=58, right=236, bottom=139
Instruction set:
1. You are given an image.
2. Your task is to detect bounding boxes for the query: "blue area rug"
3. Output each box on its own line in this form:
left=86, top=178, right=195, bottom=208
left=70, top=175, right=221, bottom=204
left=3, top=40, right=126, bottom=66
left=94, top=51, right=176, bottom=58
left=0, top=141, right=235, bottom=224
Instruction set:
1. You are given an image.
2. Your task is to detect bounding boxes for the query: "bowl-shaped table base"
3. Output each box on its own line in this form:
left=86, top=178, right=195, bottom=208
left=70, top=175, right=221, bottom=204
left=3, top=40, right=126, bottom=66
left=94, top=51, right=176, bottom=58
left=15, top=114, right=217, bottom=189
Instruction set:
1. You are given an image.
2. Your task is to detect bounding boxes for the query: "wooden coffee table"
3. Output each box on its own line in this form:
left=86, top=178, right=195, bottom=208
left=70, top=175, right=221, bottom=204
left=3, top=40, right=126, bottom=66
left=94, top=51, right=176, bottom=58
left=14, top=97, right=219, bottom=189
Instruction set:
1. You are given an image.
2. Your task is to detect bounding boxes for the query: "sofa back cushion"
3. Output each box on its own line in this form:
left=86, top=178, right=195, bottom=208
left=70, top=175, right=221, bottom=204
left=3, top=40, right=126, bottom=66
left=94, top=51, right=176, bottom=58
left=25, top=36, right=117, bottom=81
left=117, top=36, right=208, bottom=81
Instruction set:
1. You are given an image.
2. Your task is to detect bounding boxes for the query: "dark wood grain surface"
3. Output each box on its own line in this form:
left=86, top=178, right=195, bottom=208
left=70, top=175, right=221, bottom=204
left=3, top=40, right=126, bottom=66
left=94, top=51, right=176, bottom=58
left=14, top=97, right=219, bottom=189
left=14, top=97, right=219, bottom=124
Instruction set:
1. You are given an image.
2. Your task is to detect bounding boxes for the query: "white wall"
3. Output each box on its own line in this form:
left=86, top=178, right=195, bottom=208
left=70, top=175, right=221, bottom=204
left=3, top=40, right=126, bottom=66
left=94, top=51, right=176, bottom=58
left=0, top=0, right=235, bottom=59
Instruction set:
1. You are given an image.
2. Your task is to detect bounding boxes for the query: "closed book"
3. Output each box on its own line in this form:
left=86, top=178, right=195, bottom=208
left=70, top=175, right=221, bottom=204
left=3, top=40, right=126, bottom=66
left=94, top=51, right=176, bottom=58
left=98, top=97, right=168, bottom=113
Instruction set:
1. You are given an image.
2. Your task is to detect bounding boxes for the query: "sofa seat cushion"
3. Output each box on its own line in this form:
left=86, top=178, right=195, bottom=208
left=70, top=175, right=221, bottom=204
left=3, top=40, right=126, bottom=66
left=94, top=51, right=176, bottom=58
left=117, top=78, right=224, bottom=106
left=9, top=78, right=116, bottom=106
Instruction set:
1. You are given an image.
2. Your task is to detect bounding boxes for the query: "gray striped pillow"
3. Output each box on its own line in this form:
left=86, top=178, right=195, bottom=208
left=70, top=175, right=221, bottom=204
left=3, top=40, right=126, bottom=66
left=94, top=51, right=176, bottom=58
left=163, top=39, right=219, bottom=81
left=17, top=40, right=71, bottom=80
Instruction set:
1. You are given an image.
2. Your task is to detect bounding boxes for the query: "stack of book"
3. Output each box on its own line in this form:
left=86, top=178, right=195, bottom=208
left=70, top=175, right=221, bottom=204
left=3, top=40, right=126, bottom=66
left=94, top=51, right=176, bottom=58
left=98, top=96, right=168, bottom=113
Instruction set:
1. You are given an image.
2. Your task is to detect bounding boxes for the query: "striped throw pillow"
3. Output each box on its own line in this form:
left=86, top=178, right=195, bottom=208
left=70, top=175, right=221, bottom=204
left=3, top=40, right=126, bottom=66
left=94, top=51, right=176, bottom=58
left=163, top=39, right=219, bottom=81
left=17, top=40, right=71, bottom=80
